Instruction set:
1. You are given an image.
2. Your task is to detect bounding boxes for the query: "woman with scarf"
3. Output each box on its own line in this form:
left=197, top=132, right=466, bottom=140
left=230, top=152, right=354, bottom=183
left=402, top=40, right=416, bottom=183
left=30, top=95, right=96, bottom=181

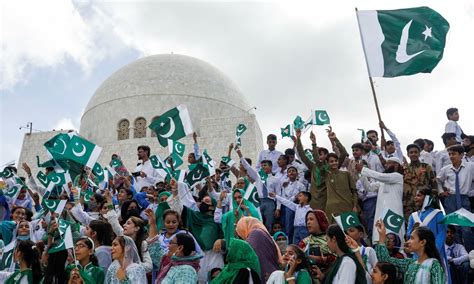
left=105, top=236, right=147, bottom=283
left=322, top=224, right=367, bottom=284
left=4, top=240, right=42, bottom=284
left=214, top=189, right=261, bottom=244
left=210, top=238, right=261, bottom=284
left=235, top=217, right=282, bottom=282
left=300, top=210, right=336, bottom=276
left=67, top=237, right=105, bottom=284
left=376, top=220, right=446, bottom=284
left=273, top=231, right=289, bottom=255
left=103, top=190, right=153, bottom=273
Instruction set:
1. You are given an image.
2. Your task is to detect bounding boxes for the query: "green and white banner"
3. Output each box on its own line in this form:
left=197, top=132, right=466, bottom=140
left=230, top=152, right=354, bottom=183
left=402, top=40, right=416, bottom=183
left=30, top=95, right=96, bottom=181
left=149, top=105, right=194, bottom=147
left=357, top=6, right=449, bottom=77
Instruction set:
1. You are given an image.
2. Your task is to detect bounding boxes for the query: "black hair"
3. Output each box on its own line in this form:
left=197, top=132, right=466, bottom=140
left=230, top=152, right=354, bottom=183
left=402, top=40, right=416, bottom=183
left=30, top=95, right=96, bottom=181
left=351, top=143, right=364, bottom=150
left=209, top=267, right=222, bottom=280
left=16, top=240, right=42, bottom=284
left=385, top=140, right=394, bottom=145
left=367, top=130, right=378, bottom=136
left=327, top=153, right=339, bottom=161
left=260, top=159, right=273, bottom=167
left=118, top=187, right=133, bottom=199
left=424, top=139, right=434, bottom=148
left=76, top=237, right=99, bottom=266
left=137, top=145, right=151, bottom=157
left=279, top=154, right=289, bottom=164
left=318, top=147, right=329, bottom=156
left=287, top=244, right=312, bottom=273
left=89, top=220, right=114, bottom=246
left=175, top=233, right=196, bottom=256
left=45, top=166, right=55, bottom=173
left=93, top=193, right=105, bottom=204
left=406, top=143, right=421, bottom=152
left=447, top=145, right=464, bottom=154
left=446, top=107, right=458, bottom=119
left=44, top=247, right=68, bottom=284
left=413, top=226, right=442, bottom=264
left=244, top=158, right=252, bottom=166
left=375, top=262, right=398, bottom=284
left=413, top=138, right=425, bottom=149
left=284, top=148, right=295, bottom=156
left=299, top=191, right=312, bottom=202
left=326, top=224, right=350, bottom=253
left=287, top=165, right=298, bottom=173
left=447, top=225, right=456, bottom=233
left=267, top=134, right=277, bottom=141
left=442, top=133, right=456, bottom=145
left=120, top=200, right=141, bottom=224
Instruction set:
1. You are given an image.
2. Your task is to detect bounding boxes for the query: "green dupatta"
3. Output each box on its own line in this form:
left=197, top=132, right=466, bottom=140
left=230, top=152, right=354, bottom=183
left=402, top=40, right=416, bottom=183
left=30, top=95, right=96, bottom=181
left=210, top=238, right=261, bottom=284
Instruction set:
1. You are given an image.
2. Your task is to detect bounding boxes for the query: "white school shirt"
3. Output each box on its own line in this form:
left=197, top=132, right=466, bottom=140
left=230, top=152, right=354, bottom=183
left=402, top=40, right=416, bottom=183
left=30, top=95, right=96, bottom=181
left=257, top=149, right=283, bottom=172
left=277, top=180, right=305, bottom=210
left=435, top=149, right=450, bottom=174
left=437, top=161, right=474, bottom=196
left=363, top=152, right=384, bottom=173
left=445, top=121, right=463, bottom=143
left=275, top=195, right=311, bottom=226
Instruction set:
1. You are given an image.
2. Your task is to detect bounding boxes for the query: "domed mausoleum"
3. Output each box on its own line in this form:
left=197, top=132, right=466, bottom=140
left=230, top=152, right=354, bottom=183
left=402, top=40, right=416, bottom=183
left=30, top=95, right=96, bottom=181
left=19, top=54, right=263, bottom=173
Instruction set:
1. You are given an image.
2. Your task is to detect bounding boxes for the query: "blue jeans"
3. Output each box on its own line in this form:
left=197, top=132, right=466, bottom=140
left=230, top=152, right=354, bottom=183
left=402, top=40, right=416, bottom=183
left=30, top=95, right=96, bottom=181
left=443, top=194, right=473, bottom=250
left=259, top=198, right=276, bottom=232
left=293, top=226, right=309, bottom=245
left=281, top=206, right=295, bottom=243
left=362, top=197, right=377, bottom=241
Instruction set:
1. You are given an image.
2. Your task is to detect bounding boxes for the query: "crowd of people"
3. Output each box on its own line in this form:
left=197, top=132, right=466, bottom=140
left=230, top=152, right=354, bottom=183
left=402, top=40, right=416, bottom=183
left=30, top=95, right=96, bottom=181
left=0, top=107, right=473, bottom=284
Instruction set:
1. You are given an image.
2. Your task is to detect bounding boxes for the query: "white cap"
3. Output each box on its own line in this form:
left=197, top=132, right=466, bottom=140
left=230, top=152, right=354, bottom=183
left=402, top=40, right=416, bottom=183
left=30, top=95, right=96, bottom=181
left=386, top=157, right=402, bottom=165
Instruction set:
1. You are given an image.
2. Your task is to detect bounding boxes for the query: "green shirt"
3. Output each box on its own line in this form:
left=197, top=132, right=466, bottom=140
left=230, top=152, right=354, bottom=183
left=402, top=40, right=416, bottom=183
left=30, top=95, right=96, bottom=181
left=5, top=269, right=33, bottom=284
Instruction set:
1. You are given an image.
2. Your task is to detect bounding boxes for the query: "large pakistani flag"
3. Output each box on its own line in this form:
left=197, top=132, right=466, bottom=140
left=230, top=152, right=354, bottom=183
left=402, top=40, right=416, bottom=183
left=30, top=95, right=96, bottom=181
left=149, top=105, right=194, bottom=147
left=44, top=133, right=102, bottom=169
left=356, top=6, right=449, bottom=77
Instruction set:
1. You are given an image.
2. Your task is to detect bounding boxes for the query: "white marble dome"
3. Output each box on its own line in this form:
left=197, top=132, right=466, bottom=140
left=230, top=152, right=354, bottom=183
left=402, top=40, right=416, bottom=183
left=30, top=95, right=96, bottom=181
left=78, top=54, right=263, bottom=170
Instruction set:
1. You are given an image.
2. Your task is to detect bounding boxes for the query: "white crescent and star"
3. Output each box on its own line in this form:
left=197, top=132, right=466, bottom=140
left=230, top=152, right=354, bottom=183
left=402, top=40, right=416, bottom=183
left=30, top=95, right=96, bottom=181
left=38, top=173, right=49, bottom=185
left=346, top=215, right=356, bottom=225
left=160, top=117, right=176, bottom=139
left=318, top=112, right=329, bottom=123
left=72, top=142, right=87, bottom=157
left=386, top=215, right=397, bottom=228
left=53, top=137, right=68, bottom=155
left=396, top=19, right=432, bottom=64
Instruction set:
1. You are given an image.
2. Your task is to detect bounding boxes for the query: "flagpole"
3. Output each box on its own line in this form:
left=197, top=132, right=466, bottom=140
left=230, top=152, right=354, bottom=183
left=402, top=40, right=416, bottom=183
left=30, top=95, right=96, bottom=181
left=355, top=7, right=385, bottom=142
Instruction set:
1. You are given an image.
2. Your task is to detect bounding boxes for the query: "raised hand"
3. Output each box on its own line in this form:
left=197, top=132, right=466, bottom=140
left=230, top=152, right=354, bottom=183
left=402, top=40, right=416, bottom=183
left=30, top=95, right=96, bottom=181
left=21, top=163, right=32, bottom=176
left=310, top=131, right=316, bottom=144
left=295, top=128, right=302, bottom=139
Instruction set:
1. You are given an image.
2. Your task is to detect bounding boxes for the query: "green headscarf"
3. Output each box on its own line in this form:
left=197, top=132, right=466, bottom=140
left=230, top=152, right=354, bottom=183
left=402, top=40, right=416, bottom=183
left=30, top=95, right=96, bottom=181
left=210, top=238, right=261, bottom=284
left=183, top=206, right=223, bottom=251
left=221, top=189, right=261, bottom=243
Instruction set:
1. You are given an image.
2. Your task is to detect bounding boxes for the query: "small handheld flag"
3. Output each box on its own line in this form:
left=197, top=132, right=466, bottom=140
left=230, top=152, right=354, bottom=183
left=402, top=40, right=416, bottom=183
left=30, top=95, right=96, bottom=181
left=334, top=212, right=361, bottom=231
left=382, top=209, right=404, bottom=233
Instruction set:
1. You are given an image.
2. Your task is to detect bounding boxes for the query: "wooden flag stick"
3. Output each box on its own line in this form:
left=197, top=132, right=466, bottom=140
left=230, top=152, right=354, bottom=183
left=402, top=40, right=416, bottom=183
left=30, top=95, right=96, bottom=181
left=355, top=7, right=385, bottom=142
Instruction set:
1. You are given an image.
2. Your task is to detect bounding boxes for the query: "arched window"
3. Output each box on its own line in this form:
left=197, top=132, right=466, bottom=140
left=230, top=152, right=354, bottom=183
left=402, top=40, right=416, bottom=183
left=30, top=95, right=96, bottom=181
left=150, top=116, right=160, bottom=137
left=134, top=117, right=147, bottom=138
left=117, top=119, right=130, bottom=140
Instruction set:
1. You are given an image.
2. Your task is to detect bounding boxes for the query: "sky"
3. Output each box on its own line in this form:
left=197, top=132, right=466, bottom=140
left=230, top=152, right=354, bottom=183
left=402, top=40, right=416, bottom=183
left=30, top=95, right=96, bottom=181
left=1, top=0, right=473, bottom=165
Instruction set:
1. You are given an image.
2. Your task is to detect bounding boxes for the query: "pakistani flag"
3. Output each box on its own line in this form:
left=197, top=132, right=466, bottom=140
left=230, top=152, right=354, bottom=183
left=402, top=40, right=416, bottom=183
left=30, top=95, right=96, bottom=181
left=202, top=150, right=216, bottom=176
left=0, top=167, right=14, bottom=179
left=235, top=123, right=247, bottom=147
left=293, top=116, right=305, bottom=130
left=281, top=124, right=294, bottom=138
left=3, top=184, right=21, bottom=200
left=166, top=152, right=184, bottom=169
left=45, top=133, right=102, bottom=169
left=149, top=105, right=194, bottom=147
left=42, top=198, right=67, bottom=215
left=441, top=208, right=474, bottom=227
left=221, top=156, right=235, bottom=167
left=82, top=190, right=94, bottom=203
left=334, top=212, right=361, bottom=231
left=168, top=140, right=186, bottom=158
left=0, top=240, right=15, bottom=270
left=110, top=158, right=123, bottom=169
left=356, top=7, right=449, bottom=77
left=382, top=209, right=404, bottom=233
left=243, top=179, right=260, bottom=207
left=357, top=129, right=368, bottom=143
left=45, top=171, right=71, bottom=196
left=48, top=223, right=74, bottom=253
left=150, top=154, right=172, bottom=179
left=304, top=149, right=314, bottom=162
left=185, top=163, right=210, bottom=187
left=171, top=169, right=186, bottom=183
left=92, top=162, right=105, bottom=182
left=312, top=110, right=330, bottom=125
left=36, top=171, right=50, bottom=187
